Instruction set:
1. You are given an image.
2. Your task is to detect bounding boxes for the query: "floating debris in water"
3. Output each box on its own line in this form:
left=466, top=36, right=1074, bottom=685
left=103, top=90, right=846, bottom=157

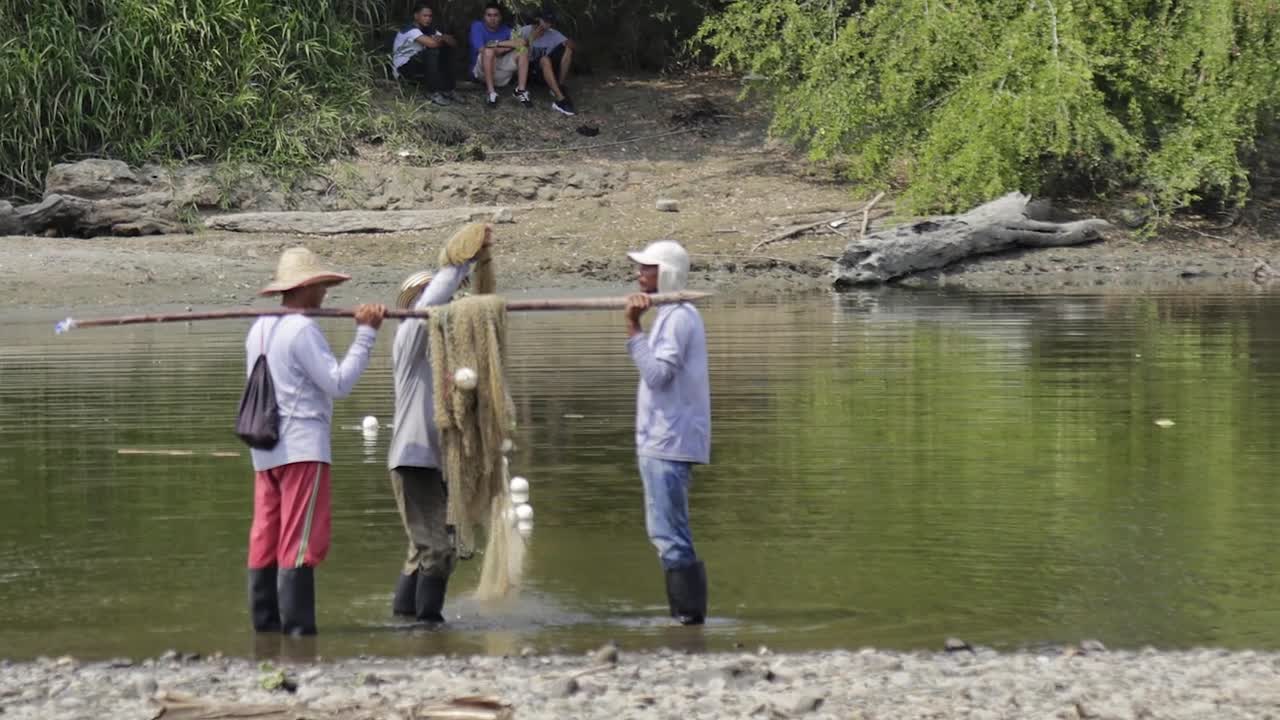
left=117, top=448, right=241, bottom=458
left=1154, top=418, right=1175, bottom=428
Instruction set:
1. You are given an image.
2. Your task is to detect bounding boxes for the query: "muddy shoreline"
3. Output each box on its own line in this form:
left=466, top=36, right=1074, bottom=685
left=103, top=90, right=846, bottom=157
left=2, top=225, right=1278, bottom=316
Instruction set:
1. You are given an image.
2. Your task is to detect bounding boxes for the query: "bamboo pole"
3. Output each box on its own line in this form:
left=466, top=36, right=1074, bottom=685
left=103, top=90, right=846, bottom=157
left=54, top=291, right=712, bottom=334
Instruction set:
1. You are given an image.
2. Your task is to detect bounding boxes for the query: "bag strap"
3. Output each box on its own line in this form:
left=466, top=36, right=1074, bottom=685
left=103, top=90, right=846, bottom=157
left=260, top=316, right=284, bottom=357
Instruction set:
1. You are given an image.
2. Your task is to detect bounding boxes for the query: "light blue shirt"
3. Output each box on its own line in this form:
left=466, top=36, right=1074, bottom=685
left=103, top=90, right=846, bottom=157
left=627, top=303, right=711, bottom=464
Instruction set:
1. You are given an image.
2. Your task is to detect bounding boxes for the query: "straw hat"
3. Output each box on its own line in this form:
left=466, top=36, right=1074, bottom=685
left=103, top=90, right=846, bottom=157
left=396, top=268, right=474, bottom=309
left=397, top=270, right=435, bottom=309
left=259, top=247, right=351, bottom=295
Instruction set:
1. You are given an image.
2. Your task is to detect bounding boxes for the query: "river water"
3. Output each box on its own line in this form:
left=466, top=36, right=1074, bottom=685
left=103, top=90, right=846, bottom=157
left=2, top=289, right=1279, bottom=660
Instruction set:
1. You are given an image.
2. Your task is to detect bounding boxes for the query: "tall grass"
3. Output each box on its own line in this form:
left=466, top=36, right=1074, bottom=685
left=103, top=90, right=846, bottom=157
left=0, top=0, right=373, bottom=199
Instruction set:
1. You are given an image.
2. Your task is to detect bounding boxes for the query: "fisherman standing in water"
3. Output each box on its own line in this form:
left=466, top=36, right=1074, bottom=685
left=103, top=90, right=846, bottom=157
left=623, top=240, right=711, bottom=625
left=245, top=247, right=386, bottom=636
left=386, top=225, right=495, bottom=623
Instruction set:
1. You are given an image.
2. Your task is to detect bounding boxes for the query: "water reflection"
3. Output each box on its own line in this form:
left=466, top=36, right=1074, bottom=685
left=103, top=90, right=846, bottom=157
left=2, top=289, right=1280, bottom=660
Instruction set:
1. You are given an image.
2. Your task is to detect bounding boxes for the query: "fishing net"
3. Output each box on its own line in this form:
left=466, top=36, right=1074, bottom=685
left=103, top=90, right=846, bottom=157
left=439, top=223, right=496, bottom=295
left=428, top=292, right=523, bottom=602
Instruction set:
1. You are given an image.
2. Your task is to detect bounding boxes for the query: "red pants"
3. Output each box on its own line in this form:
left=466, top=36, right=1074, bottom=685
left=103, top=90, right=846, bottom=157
left=248, top=462, right=332, bottom=569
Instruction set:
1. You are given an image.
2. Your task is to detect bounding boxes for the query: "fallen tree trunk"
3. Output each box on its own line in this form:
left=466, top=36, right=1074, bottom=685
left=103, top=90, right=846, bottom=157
left=833, top=193, right=1111, bottom=286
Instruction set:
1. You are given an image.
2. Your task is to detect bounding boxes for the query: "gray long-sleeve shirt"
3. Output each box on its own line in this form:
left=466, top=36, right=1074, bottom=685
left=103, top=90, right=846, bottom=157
left=627, top=302, right=711, bottom=464
left=387, top=262, right=471, bottom=470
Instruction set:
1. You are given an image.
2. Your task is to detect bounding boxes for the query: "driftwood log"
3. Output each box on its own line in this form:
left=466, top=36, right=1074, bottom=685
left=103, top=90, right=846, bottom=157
left=833, top=193, right=1111, bottom=286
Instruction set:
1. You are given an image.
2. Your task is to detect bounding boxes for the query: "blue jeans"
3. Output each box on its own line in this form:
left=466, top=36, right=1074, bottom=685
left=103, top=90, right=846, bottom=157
left=639, top=456, right=698, bottom=570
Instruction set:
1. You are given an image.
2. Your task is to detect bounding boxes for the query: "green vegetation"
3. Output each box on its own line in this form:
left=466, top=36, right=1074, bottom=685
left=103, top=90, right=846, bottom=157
left=6, top=0, right=1278, bottom=223
left=0, top=0, right=712, bottom=200
left=0, top=0, right=375, bottom=198
left=698, top=0, right=1280, bottom=218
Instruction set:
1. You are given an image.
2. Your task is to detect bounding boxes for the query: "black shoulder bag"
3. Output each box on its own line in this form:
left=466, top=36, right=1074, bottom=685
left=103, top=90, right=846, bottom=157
left=236, top=319, right=282, bottom=449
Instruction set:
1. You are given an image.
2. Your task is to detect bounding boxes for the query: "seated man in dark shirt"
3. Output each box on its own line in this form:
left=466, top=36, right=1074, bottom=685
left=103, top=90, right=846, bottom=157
left=391, top=3, right=460, bottom=106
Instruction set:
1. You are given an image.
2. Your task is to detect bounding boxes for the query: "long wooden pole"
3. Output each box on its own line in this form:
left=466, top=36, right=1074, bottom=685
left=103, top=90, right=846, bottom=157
left=54, top=291, right=712, bottom=334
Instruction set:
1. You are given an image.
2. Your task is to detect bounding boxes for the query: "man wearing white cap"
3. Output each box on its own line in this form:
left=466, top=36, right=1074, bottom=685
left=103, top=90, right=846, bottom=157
left=386, top=224, right=494, bottom=623
left=245, top=247, right=386, bottom=637
left=624, top=239, right=711, bottom=625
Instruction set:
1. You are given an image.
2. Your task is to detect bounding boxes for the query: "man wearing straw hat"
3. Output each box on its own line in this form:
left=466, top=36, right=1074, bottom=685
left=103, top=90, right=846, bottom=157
left=246, top=247, right=386, bottom=637
left=386, top=224, right=495, bottom=623
left=624, top=239, right=711, bottom=625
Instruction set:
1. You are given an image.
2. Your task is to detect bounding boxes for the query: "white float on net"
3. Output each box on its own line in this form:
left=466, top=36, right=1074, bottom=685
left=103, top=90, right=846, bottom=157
left=454, top=367, right=478, bottom=391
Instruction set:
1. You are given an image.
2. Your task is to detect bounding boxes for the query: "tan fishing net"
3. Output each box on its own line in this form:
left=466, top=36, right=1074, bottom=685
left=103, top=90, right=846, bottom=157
left=439, top=222, right=496, bottom=295
left=428, top=230, right=523, bottom=601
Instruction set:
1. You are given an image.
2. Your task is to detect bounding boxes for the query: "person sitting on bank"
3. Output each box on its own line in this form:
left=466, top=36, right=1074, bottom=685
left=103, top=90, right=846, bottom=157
left=518, top=8, right=576, bottom=116
left=391, top=3, right=460, bottom=106
left=469, top=2, right=531, bottom=108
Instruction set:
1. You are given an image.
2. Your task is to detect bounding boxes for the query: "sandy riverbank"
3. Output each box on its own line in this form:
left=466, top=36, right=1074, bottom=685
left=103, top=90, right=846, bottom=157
left=3, top=645, right=1279, bottom=719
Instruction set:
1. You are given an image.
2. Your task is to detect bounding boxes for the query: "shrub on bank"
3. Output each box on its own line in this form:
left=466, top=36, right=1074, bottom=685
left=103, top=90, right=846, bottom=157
left=0, top=0, right=371, bottom=199
left=698, top=0, right=1280, bottom=220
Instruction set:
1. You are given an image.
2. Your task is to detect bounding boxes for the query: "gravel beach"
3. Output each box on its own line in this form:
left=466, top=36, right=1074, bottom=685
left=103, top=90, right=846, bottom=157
left=3, top=644, right=1279, bottom=720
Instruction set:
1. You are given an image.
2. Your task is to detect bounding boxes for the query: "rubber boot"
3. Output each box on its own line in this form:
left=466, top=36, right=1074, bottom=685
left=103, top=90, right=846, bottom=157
left=392, top=570, right=418, bottom=617
left=248, top=566, right=281, bottom=632
left=278, top=566, right=317, bottom=636
left=664, top=561, right=707, bottom=626
left=415, top=574, right=448, bottom=623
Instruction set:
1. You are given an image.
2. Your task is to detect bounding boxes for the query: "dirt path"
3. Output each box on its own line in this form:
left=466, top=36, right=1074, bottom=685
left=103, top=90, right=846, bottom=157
left=3, top=74, right=1278, bottom=311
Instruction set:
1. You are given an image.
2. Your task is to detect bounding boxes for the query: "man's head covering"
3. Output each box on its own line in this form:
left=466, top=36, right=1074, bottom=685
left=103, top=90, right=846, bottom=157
left=259, top=247, right=350, bottom=295
left=626, top=239, right=689, bottom=293
left=397, top=269, right=474, bottom=309
left=397, top=270, right=435, bottom=309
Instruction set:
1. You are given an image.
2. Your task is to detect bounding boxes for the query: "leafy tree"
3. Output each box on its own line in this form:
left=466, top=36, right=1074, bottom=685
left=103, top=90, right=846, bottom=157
left=698, top=0, right=1280, bottom=218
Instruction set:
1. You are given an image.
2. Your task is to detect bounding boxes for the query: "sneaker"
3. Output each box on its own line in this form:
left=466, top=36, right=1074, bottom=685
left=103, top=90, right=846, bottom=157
left=486, top=91, right=498, bottom=108
left=513, top=87, right=531, bottom=107
left=551, top=96, right=576, bottom=116
left=429, top=92, right=450, bottom=106
left=442, top=91, right=463, bottom=104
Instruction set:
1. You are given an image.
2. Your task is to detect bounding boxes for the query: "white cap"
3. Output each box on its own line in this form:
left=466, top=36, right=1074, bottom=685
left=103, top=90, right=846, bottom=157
left=627, top=240, right=689, bottom=293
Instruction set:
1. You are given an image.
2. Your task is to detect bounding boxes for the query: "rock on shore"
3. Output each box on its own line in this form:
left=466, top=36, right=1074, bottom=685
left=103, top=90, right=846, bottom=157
left=2, top=646, right=1278, bottom=720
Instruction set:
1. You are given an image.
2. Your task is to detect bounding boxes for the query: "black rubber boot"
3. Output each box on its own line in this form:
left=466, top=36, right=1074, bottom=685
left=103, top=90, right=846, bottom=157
left=664, top=561, right=707, bottom=626
left=392, top=570, right=418, bottom=617
left=248, top=566, right=281, bottom=632
left=415, top=574, right=448, bottom=623
left=278, top=566, right=317, bottom=636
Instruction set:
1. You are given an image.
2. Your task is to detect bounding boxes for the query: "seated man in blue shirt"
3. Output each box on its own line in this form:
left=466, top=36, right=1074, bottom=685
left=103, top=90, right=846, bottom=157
left=623, top=240, right=711, bottom=626
left=391, top=4, right=460, bottom=106
left=517, top=8, right=576, bottom=116
left=469, top=2, right=531, bottom=108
